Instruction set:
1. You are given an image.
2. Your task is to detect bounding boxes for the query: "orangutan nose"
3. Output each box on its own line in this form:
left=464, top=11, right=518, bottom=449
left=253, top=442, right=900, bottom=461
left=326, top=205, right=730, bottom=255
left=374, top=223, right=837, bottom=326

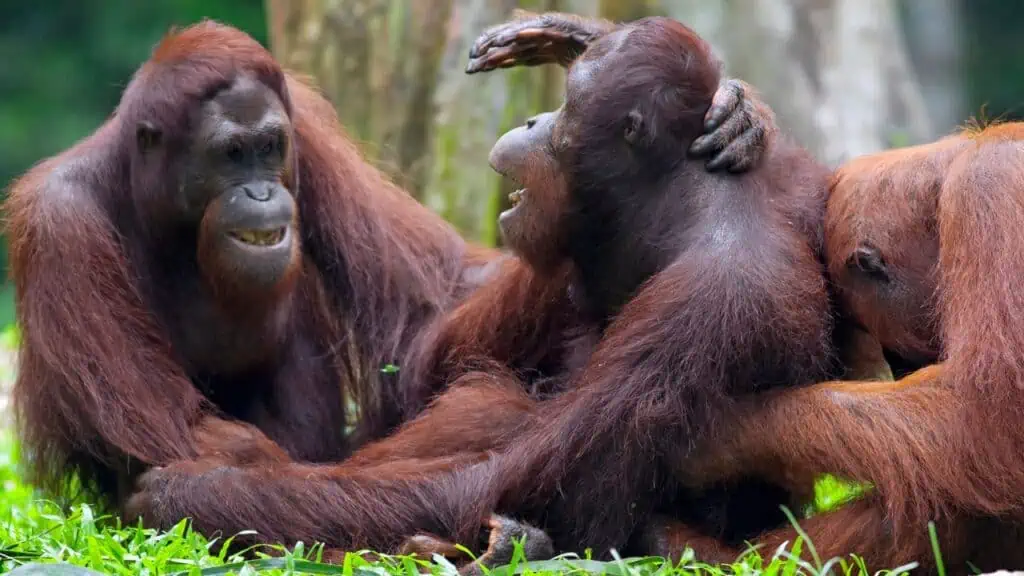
left=243, top=183, right=274, bottom=201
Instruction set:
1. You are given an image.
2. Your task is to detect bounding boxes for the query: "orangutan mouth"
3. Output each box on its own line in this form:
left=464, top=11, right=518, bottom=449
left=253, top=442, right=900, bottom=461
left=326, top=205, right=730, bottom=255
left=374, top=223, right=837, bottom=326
left=508, top=189, right=526, bottom=207
left=229, top=227, right=287, bottom=247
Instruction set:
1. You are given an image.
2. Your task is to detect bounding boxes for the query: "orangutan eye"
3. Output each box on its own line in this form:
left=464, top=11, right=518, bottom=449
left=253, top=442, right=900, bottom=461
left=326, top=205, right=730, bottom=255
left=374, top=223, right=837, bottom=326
left=258, top=137, right=276, bottom=157
left=849, top=244, right=890, bottom=282
left=226, top=141, right=244, bottom=163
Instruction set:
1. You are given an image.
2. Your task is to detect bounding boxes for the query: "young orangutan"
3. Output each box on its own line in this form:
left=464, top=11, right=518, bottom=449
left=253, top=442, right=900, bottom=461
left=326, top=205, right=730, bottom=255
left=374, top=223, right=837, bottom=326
left=392, top=13, right=844, bottom=570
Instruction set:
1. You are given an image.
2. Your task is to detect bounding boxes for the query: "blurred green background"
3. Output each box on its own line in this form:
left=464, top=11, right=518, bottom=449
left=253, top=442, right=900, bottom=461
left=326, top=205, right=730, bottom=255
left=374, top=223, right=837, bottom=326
left=1, top=0, right=1023, bottom=327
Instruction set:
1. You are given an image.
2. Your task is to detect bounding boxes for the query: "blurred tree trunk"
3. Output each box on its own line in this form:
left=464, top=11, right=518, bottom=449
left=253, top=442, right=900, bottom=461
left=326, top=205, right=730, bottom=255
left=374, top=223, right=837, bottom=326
left=423, top=0, right=569, bottom=245
left=265, top=0, right=678, bottom=245
left=599, top=0, right=659, bottom=21
left=421, top=0, right=518, bottom=243
left=900, top=0, right=964, bottom=135
left=662, top=0, right=934, bottom=167
left=265, top=0, right=451, bottom=195
left=421, top=0, right=662, bottom=244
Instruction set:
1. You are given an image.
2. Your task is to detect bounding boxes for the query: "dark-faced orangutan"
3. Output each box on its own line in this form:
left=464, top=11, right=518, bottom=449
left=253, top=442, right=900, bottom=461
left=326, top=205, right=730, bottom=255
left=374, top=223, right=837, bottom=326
left=638, top=97, right=1024, bottom=573
left=6, top=20, right=507, bottom=517
left=384, top=13, right=849, bottom=569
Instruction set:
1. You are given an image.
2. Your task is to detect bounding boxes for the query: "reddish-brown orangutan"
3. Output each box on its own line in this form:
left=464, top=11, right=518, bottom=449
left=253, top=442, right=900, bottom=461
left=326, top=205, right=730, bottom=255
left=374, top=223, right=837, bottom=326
left=392, top=13, right=845, bottom=566
left=109, top=14, right=837, bottom=567
left=6, top=20, right=506, bottom=514
left=632, top=91, right=1024, bottom=573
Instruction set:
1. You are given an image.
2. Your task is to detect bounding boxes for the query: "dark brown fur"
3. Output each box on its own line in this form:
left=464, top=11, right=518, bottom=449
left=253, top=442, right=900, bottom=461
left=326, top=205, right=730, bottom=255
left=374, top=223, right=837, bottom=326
left=391, top=15, right=837, bottom=559
left=6, top=21, right=497, bottom=515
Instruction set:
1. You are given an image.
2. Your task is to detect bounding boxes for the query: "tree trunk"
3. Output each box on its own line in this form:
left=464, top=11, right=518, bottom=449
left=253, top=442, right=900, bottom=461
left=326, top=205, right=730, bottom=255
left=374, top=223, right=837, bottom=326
left=599, top=0, right=659, bottom=21
left=265, top=0, right=451, bottom=195
left=899, top=0, right=964, bottom=135
left=662, top=0, right=935, bottom=167
left=422, top=0, right=566, bottom=245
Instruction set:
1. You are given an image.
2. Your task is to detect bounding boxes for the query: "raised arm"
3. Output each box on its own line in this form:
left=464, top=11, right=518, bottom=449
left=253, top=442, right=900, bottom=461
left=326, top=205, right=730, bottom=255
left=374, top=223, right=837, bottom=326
left=690, top=79, right=779, bottom=173
left=465, top=10, right=617, bottom=74
left=467, top=13, right=778, bottom=174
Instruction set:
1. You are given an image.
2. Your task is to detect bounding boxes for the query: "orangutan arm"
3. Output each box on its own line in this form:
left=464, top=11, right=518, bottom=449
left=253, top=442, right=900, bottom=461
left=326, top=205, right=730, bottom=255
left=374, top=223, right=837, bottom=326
left=398, top=259, right=577, bottom=413
left=679, top=365, right=971, bottom=530
left=465, top=10, right=617, bottom=73
left=636, top=497, right=928, bottom=570
left=467, top=14, right=777, bottom=174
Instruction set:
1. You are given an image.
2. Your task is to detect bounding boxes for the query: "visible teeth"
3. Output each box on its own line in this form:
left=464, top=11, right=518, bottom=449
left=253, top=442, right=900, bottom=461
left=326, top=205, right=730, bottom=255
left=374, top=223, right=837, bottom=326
left=231, top=228, right=285, bottom=246
left=508, top=189, right=525, bottom=206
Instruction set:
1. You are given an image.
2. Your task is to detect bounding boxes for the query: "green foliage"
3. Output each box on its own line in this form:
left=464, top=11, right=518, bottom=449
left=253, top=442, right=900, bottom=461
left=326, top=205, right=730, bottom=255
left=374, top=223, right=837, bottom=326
left=811, top=476, right=871, bottom=514
left=963, top=0, right=1024, bottom=124
left=0, top=0, right=267, bottom=191
left=2, top=323, right=21, bottom=348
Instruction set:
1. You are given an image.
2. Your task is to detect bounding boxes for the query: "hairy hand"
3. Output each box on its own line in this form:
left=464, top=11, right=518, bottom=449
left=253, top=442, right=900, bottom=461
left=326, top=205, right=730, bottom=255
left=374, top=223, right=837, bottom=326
left=689, top=79, right=778, bottom=173
left=466, top=10, right=615, bottom=74
left=122, top=459, right=227, bottom=529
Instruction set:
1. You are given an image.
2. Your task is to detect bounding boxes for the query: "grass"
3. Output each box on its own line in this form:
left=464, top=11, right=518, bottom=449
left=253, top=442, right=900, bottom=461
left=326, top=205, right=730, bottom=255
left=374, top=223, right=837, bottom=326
left=0, top=326, right=924, bottom=575
left=0, top=429, right=922, bottom=576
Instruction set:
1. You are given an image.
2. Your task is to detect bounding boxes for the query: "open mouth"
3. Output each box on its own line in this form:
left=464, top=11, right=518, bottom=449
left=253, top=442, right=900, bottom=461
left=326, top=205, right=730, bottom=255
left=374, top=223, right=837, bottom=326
left=493, top=163, right=527, bottom=220
left=501, top=186, right=528, bottom=222
left=228, top=227, right=287, bottom=247
left=508, top=188, right=526, bottom=207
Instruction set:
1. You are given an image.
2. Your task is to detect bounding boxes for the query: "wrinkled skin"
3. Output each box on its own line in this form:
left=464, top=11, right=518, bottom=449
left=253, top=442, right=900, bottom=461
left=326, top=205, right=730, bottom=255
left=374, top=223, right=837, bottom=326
left=488, top=110, right=568, bottom=272
left=183, top=75, right=300, bottom=302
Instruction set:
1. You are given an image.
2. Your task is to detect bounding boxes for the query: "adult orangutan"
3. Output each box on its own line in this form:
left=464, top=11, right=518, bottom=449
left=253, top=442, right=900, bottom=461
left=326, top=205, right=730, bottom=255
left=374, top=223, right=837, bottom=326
left=645, top=117, right=1024, bottom=572
left=391, top=13, right=843, bottom=565
left=6, top=20, right=503, bottom=511
left=8, top=17, right=758, bottom=551
left=115, top=14, right=837, bottom=565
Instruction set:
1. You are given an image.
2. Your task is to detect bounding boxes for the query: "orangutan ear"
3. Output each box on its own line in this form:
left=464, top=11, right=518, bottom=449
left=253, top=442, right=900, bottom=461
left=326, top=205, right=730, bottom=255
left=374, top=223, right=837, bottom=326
left=624, top=109, right=644, bottom=145
left=850, top=244, right=889, bottom=282
left=136, top=121, right=163, bottom=153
